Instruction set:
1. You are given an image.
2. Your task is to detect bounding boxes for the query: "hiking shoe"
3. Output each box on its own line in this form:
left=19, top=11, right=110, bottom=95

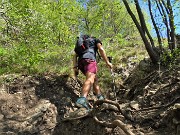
left=76, top=97, right=90, bottom=110
left=97, top=94, right=104, bottom=100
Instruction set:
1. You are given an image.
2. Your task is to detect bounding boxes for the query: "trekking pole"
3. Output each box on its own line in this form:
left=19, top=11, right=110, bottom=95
left=108, top=57, right=117, bottom=101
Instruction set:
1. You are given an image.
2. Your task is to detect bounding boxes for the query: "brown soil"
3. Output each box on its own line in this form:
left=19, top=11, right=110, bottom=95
left=0, top=59, right=179, bottom=135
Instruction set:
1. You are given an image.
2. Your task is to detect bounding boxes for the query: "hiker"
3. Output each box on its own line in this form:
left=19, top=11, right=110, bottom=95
left=73, top=34, right=113, bottom=110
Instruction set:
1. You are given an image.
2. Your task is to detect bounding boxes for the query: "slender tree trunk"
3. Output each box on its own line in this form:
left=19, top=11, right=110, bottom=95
left=167, top=0, right=175, bottom=50
left=134, top=0, right=155, bottom=47
left=156, top=1, right=171, bottom=50
left=122, top=0, right=159, bottom=63
left=161, top=0, right=169, bottom=14
left=148, top=0, right=162, bottom=51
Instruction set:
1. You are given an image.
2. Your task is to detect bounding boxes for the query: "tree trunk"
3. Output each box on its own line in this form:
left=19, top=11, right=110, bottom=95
left=134, top=0, right=155, bottom=47
left=122, top=0, right=159, bottom=63
left=167, top=0, right=175, bottom=50
left=156, top=1, right=171, bottom=50
left=148, top=0, right=162, bottom=52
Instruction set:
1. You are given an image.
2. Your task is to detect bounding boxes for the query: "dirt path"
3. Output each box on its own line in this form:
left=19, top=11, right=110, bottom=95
left=0, top=59, right=179, bottom=135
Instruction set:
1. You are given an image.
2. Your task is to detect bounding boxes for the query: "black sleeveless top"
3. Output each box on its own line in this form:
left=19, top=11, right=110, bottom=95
left=78, top=38, right=102, bottom=62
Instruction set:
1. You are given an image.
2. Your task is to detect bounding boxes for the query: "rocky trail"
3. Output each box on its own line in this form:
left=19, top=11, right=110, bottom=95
left=0, top=58, right=179, bottom=135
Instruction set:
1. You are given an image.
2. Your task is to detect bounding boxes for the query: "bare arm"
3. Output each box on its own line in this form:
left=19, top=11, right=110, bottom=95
left=73, top=53, right=79, bottom=77
left=97, top=43, right=112, bottom=69
left=73, top=53, right=78, bottom=68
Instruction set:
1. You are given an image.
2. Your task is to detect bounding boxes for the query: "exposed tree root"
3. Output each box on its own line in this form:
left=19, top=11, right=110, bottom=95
left=94, top=99, right=122, bottom=114
left=132, top=96, right=180, bottom=112
left=62, top=99, right=136, bottom=134
left=93, top=116, right=135, bottom=135
left=62, top=113, right=90, bottom=121
left=62, top=108, right=90, bottom=122
left=62, top=99, right=122, bottom=122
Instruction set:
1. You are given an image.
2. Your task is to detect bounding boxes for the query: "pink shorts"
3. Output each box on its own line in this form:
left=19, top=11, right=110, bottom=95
left=78, top=59, right=97, bottom=74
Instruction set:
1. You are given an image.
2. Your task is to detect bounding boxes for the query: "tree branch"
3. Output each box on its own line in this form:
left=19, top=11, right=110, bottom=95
left=156, top=1, right=171, bottom=50
left=148, top=0, right=162, bottom=51
left=134, top=0, right=155, bottom=47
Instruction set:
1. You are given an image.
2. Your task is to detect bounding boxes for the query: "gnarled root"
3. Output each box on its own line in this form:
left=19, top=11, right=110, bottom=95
left=93, top=116, right=135, bottom=135
left=94, top=99, right=122, bottom=113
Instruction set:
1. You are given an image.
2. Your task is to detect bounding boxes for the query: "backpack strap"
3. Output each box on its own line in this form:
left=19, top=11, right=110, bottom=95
left=97, top=50, right=101, bottom=60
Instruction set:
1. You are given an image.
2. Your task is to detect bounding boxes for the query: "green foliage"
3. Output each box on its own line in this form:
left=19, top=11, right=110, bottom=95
left=0, top=47, right=9, bottom=74
left=160, top=48, right=180, bottom=68
left=0, top=0, right=82, bottom=74
left=3, top=0, right=81, bottom=45
left=0, top=42, right=75, bottom=74
left=78, top=0, right=140, bottom=39
left=0, top=0, right=151, bottom=76
left=0, top=44, right=44, bottom=74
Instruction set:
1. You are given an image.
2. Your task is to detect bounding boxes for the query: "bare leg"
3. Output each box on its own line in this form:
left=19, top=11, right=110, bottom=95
left=81, top=72, right=96, bottom=97
left=93, top=76, right=101, bottom=95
